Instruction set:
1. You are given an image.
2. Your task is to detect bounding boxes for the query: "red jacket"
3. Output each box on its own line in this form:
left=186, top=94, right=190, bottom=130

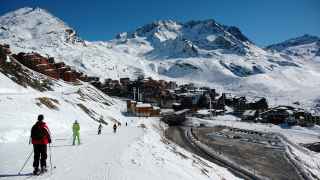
left=31, top=121, right=51, bottom=145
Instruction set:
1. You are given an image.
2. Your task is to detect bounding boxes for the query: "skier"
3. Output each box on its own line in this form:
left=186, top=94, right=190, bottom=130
left=30, top=114, right=51, bottom=175
left=97, top=123, right=102, bottom=135
left=125, top=122, right=128, bottom=126
left=72, top=120, right=80, bottom=145
left=113, top=123, right=117, bottom=133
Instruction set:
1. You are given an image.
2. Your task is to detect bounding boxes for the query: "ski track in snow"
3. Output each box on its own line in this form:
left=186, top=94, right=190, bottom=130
left=0, top=126, right=143, bottom=180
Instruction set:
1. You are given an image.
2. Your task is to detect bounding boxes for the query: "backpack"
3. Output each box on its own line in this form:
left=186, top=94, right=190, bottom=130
left=31, top=123, right=46, bottom=140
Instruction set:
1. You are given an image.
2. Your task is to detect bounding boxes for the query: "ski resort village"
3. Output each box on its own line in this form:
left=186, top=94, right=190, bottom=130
left=1, top=4, right=320, bottom=180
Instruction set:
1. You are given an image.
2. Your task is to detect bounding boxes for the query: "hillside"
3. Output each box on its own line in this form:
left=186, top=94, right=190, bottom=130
left=267, top=34, right=320, bottom=60
left=0, top=44, right=238, bottom=180
left=1, top=7, right=320, bottom=111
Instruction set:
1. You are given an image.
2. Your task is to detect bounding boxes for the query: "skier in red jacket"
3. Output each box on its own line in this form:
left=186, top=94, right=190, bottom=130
left=30, top=114, right=51, bottom=175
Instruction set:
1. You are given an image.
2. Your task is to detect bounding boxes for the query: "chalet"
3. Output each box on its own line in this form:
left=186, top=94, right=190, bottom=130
left=44, top=69, right=60, bottom=79
left=0, top=44, right=11, bottom=54
left=210, top=93, right=226, bottom=110
left=35, top=64, right=50, bottom=73
left=159, top=80, right=167, bottom=88
left=79, top=74, right=88, bottom=81
left=159, top=90, right=176, bottom=108
left=242, top=110, right=258, bottom=121
left=87, top=76, right=100, bottom=82
left=15, top=53, right=42, bottom=67
left=74, top=71, right=83, bottom=79
left=260, top=106, right=296, bottom=125
left=247, top=97, right=268, bottom=112
left=111, top=80, right=120, bottom=86
left=311, top=115, right=320, bottom=125
left=194, top=109, right=211, bottom=118
left=54, top=62, right=66, bottom=69
left=172, top=102, right=182, bottom=111
left=127, top=100, right=160, bottom=117
left=0, top=46, right=85, bottom=83
left=135, top=103, right=153, bottom=117
left=211, top=109, right=225, bottom=116
left=0, top=44, right=11, bottom=65
left=167, top=81, right=178, bottom=89
left=151, top=106, right=161, bottom=116
left=294, top=111, right=318, bottom=127
left=48, top=57, right=55, bottom=64
left=209, top=89, right=216, bottom=99
left=127, top=100, right=137, bottom=114
left=104, top=78, right=112, bottom=84
left=63, top=71, right=77, bottom=82
left=120, top=77, right=130, bottom=86
left=224, top=93, right=234, bottom=106
left=91, top=81, right=102, bottom=88
left=161, top=109, right=190, bottom=126
left=0, top=44, right=9, bottom=64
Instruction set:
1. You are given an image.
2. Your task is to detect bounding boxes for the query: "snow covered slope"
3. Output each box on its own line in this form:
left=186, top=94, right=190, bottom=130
left=267, top=34, right=320, bottom=60
left=0, top=7, right=155, bottom=80
left=0, top=49, right=239, bottom=180
left=1, top=7, right=320, bottom=111
left=0, top=64, right=121, bottom=143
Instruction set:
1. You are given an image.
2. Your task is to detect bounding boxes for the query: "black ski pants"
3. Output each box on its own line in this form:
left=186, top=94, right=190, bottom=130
left=33, top=144, right=47, bottom=169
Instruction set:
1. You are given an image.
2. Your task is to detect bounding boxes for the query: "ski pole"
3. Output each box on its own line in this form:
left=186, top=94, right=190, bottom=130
left=18, top=149, right=33, bottom=174
left=49, top=144, right=53, bottom=173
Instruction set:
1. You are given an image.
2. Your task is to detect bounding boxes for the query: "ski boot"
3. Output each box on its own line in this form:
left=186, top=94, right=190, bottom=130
left=41, top=166, right=48, bottom=174
left=33, top=168, right=40, bottom=175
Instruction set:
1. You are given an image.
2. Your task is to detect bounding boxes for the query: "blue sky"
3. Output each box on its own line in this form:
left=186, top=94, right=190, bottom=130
left=1, top=0, right=319, bottom=46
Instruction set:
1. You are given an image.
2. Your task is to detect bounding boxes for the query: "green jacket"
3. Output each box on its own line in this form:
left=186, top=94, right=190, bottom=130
left=73, top=122, right=80, bottom=134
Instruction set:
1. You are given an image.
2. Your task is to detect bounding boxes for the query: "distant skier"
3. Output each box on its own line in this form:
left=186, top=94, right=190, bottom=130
left=97, top=123, right=102, bottom=135
left=113, top=123, right=117, bottom=133
left=125, top=122, right=128, bottom=126
left=30, top=114, right=51, bottom=175
left=72, top=120, right=80, bottom=145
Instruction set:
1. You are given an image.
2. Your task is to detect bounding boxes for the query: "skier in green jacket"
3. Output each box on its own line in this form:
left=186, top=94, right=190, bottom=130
left=72, top=120, right=80, bottom=145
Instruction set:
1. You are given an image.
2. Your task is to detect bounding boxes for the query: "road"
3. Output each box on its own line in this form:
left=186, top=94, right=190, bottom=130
left=165, top=126, right=258, bottom=180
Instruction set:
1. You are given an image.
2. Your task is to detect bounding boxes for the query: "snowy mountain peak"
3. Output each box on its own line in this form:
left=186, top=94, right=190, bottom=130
left=116, top=19, right=255, bottom=59
left=0, top=7, right=83, bottom=49
left=267, top=34, right=320, bottom=50
left=0, top=7, right=67, bottom=30
left=267, top=34, right=320, bottom=59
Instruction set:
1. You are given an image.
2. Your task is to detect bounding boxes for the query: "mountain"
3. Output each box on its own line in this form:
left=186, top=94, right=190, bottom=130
left=1, top=7, right=320, bottom=180
left=1, top=7, right=320, bottom=111
left=0, top=7, right=155, bottom=80
left=115, top=19, right=254, bottom=59
left=267, top=34, right=320, bottom=59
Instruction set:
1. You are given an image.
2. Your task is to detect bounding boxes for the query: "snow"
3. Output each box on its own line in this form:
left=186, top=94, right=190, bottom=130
left=120, top=118, right=240, bottom=180
left=267, top=34, right=320, bottom=60
left=1, top=7, right=320, bottom=113
left=206, top=35, right=217, bottom=42
left=0, top=125, right=143, bottom=180
left=197, top=109, right=210, bottom=115
left=0, top=73, right=30, bottom=94
left=0, top=61, right=239, bottom=180
left=1, top=7, right=320, bottom=179
left=242, top=110, right=256, bottom=116
left=0, top=90, right=240, bottom=180
left=136, top=103, right=152, bottom=108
